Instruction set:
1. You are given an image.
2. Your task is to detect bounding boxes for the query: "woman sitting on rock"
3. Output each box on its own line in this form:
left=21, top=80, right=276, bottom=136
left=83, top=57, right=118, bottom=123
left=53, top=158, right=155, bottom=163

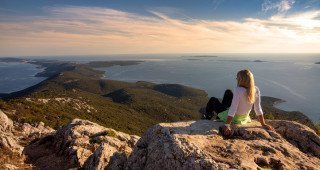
left=204, top=69, right=274, bottom=136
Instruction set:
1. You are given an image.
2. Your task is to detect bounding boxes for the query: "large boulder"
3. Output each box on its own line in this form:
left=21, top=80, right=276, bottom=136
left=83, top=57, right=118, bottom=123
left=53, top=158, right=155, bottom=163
left=0, top=110, right=13, bottom=132
left=0, top=132, right=24, bottom=155
left=126, top=120, right=320, bottom=169
left=0, top=110, right=21, bottom=155
left=267, top=120, right=320, bottom=157
left=24, top=119, right=140, bottom=170
left=0, top=110, right=54, bottom=169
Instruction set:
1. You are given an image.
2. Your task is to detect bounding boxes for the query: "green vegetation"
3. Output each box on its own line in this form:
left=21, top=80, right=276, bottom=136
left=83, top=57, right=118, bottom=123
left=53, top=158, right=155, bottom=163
left=0, top=64, right=208, bottom=135
left=153, top=84, right=207, bottom=98
left=0, top=60, right=317, bottom=135
left=315, top=123, right=320, bottom=135
left=105, top=89, right=133, bottom=103
left=104, top=130, right=117, bottom=137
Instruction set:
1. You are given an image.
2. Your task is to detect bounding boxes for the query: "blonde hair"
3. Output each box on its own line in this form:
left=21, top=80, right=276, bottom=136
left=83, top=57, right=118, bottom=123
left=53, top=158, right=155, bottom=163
left=237, top=69, right=256, bottom=104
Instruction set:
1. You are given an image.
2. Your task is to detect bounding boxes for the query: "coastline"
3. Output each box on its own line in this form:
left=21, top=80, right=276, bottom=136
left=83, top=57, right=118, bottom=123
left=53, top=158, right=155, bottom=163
left=0, top=58, right=317, bottom=133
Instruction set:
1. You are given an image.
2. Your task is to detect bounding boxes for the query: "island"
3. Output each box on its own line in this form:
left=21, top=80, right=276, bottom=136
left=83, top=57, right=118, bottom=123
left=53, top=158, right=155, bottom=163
left=253, top=60, right=266, bottom=62
left=184, top=58, right=201, bottom=61
left=315, top=62, right=320, bottom=64
left=181, top=55, right=218, bottom=58
left=86, top=60, right=143, bottom=68
left=218, top=59, right=267, bottom=62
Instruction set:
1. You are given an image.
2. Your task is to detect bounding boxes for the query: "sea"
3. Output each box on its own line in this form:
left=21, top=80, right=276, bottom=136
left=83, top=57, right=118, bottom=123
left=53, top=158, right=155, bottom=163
left=0, top=53, right=319, bottom=123
left=0, top=62, right=46, bottom=93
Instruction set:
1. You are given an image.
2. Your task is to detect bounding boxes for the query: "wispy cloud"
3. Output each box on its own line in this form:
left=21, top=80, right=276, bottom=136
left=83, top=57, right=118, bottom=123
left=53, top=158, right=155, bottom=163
left=0, top=6, right=319, bottom=56
left=210, top=0, right=225, bottom=11
left=262, top=0, right=295, bottom=13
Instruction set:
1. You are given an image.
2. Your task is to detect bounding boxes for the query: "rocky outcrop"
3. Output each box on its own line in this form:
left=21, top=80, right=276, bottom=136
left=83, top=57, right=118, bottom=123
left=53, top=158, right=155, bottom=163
left=0, top=110, right=13, bottom=132
left=268, top=120, right=320, bottom=157
left=0, top=110, right=22, bottom=156
left=0, top=110, right=54, bottom=169
left=1, top=108, right=320, bottom=169
left=126, top=120, right=320, bottom=169
left=24, top=119, right=140, bottom=170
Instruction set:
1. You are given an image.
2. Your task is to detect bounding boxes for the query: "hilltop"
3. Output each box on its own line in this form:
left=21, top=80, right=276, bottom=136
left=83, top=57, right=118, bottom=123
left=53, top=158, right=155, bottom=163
left=1, top=110, right=319, bottom=169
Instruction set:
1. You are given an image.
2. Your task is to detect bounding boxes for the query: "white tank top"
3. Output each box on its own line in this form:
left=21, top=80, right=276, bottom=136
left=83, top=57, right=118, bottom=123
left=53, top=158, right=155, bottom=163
left=227, top=86, right=263, bottom=117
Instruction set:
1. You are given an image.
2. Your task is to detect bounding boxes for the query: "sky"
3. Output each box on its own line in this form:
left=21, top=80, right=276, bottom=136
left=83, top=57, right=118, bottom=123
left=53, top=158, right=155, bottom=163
left=0, top=0, right=320, bottom=56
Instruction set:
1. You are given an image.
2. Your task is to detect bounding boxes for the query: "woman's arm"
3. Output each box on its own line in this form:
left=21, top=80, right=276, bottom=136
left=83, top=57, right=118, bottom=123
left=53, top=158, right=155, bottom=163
left=255, top=87, right=275, bottom=131
left=223, top=116, right=234, bottom=136
left=258, top=115, right=275, bottom=131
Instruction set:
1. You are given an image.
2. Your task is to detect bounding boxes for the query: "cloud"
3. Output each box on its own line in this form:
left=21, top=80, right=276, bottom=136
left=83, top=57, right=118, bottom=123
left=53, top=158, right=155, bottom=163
left=262, top=0, right=295, bottom=13
left=0, top=6, right=319, bottom=56
left=210, top=0, right=225, bottom=11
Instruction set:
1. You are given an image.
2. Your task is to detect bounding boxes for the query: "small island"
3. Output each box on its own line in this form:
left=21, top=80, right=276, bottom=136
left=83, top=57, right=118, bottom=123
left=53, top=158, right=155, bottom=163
left=218, top=59, right=267, bottom=63
left=315, top=62, right=320, bottom=64
left=86, top=60, right=143, bottom=68
left=253, top=60, right=266, bottom=62
left=184, top=58, right=201, bottom=61
left=181, top=55, right=218, bottom=58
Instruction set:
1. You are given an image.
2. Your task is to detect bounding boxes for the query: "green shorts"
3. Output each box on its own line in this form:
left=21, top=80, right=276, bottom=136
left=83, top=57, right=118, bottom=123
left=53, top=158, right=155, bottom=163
left=217, top=109, right=251, bottom=125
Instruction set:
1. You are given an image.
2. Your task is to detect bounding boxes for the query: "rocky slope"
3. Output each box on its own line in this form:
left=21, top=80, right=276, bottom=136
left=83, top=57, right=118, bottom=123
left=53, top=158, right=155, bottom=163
left=1, top=109, right=139, bottom=169
left=127, top=120, right=320, bottom=169
left=1, top=109, right=319, bottom=169
left=24, top=118, right=140, bottom=169
left=0, top=110, right=54, bottom=169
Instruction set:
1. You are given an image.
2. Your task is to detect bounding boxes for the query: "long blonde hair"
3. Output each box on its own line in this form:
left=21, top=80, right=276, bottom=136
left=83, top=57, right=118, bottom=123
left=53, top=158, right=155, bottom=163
left=237, top=69, right=256, bottom=104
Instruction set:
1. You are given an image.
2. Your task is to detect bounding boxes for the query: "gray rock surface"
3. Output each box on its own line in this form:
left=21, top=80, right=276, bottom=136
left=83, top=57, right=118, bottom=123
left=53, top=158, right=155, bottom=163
left=1, top=109, right=320, bottom=170
left=24, top=118, right=140, bottom=170
left=0, top=110, right=13, bottom=132
left=267, top=120, right=320, bottom=157
left=126, top=120, right=320, bottom=170
left=0, top=109, right=54, bottom=169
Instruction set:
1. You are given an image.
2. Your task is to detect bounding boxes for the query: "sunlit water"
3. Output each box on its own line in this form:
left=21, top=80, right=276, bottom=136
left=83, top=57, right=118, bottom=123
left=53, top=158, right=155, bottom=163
left=1, top=54, right=319, bottom=123
left=96, top=54, right=320, bottom=123
left=0, top=62, right=46, bottom=93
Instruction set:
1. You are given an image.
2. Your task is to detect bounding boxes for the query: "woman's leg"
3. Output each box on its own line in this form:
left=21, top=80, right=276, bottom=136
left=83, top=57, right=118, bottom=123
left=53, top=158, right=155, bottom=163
left=205, top=97, right=224, bottom=120
left=221, top=89, right=233, bottom=108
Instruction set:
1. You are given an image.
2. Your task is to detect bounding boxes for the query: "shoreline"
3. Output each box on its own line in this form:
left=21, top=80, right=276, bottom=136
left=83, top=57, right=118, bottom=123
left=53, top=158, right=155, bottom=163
left=0, top=58, right=317, bottom=128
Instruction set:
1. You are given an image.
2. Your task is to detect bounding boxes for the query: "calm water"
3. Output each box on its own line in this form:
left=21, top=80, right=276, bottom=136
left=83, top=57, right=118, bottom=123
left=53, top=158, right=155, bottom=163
left=0, top=62, right=46, bottom=93
left=1, top=54, right=319, bottom=123
left=96, top=54, right=320, bottom=123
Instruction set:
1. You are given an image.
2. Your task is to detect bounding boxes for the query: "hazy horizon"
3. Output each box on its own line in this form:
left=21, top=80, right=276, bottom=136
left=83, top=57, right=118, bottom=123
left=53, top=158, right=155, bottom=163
left=1, top=52, right=320, bottom=58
